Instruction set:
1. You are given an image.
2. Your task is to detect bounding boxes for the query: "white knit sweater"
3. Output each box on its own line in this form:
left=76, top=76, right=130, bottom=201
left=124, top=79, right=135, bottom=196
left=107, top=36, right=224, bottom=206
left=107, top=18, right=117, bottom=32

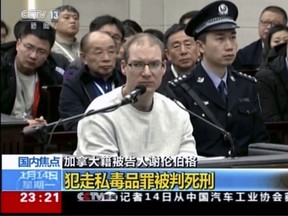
left=74, top=87, right=197, bottom=158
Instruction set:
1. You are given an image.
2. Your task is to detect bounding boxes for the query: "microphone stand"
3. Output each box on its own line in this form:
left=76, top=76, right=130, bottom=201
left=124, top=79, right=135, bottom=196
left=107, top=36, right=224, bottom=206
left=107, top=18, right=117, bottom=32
left=22, top=85, right=146, bottom=153
left=173, top=99, right=237, bottom=158
left=22, top=99, right=131, bottom=148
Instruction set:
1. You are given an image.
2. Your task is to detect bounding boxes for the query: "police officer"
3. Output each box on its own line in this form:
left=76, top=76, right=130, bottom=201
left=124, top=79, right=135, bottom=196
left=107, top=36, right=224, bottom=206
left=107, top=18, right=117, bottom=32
left=168, top=1, right=269, bottom=157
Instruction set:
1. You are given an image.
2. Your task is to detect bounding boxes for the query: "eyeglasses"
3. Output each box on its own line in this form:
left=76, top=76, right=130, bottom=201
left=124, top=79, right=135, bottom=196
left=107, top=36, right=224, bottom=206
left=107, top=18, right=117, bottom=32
left=259, top=20, right=278, bottom=27
left=103, top=31, right=123, bottom=44
left=21, top=40, right=49, bottom=57
left=111, top=34, right=123, bottom=43
left=127, top=61, right=164, bottom=72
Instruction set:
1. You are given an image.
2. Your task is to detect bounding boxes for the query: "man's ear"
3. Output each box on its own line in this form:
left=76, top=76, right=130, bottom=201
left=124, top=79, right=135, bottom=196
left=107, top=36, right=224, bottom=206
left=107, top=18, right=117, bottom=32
left=196, top=40, right=204, bottom=56
left=165, top=48, right=171, bottom=61
left=80, top=52, right=87, bottom=64
left=51, top=22, right=57, bottom=30
left=162, top=60, right=167, bottom=76
left=120, top=59, right=127, bottom=76
left=15, top=38, right=21, bottom=52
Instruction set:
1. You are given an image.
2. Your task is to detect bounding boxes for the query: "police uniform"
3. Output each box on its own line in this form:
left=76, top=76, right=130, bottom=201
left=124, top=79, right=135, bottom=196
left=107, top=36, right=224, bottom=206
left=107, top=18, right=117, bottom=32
left=168, top=1, right=269, bottom=157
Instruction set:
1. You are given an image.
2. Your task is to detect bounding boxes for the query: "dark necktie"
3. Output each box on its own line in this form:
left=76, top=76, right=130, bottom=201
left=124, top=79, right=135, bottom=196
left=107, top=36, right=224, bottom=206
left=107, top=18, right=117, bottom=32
left=218, top=80, right=227, bottom=105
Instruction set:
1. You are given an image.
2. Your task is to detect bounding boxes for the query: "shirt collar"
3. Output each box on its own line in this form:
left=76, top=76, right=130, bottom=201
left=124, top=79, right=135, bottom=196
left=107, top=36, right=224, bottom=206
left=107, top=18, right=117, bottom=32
left=171, top=64, right=191, bottom=78
left=201, top=61, right=228, bottom=89
left=56, top=34, right=78, bottom=46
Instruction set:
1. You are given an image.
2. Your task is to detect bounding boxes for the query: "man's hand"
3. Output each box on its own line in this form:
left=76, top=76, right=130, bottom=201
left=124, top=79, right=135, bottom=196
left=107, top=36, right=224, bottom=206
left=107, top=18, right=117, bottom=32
left=24, top=116, right=47, bottom=129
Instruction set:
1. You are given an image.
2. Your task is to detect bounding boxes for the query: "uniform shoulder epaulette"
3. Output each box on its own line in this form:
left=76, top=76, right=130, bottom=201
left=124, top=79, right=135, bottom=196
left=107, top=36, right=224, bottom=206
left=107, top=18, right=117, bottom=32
left=168, top=72, right=193, bottom=88
left=232, top=71, right=257, bottom=83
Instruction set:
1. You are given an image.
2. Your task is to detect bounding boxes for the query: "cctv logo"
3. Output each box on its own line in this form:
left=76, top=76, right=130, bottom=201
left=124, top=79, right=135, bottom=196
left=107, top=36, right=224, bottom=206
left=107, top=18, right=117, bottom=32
left=77, top=192, right=118, bottom=202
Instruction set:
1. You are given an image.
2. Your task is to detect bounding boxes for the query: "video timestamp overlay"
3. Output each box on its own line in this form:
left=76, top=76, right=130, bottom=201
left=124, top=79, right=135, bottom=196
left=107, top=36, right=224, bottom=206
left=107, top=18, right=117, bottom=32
left=1, top=155, right=287, bottom=215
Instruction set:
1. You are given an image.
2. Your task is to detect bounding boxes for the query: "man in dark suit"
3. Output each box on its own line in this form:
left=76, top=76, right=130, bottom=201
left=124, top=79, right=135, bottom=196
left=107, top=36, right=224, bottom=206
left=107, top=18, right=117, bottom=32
left=256, top=43, right=288, bottom=122
left=233, top=6, right=287, bottom=71
left=168, top=1, right=269, bottom=157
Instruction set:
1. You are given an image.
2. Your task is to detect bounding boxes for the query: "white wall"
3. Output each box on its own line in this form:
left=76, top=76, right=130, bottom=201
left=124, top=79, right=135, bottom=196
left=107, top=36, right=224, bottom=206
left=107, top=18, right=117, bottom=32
left=1, top=0, right=288, bottom=49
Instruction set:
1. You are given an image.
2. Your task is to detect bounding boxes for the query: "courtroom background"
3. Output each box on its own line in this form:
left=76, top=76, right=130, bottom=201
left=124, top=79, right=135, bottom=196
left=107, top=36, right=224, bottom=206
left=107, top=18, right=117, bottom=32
left=1, top=0, right=288, bottom=52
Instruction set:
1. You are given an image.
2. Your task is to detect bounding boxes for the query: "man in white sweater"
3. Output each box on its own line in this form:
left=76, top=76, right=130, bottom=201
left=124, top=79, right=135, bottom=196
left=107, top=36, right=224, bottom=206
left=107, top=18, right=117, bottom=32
left=74, top=33, right=197, bottom=158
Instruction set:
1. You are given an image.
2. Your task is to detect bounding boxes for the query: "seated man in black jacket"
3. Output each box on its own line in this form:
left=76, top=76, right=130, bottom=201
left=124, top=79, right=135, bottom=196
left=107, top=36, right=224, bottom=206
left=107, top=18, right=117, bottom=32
left=256, top=42, right=288, bottom=122
left=58, top=31, right=125, bottom=131
left=1, top=20, right=63, bottom=127
left=233, top=5, right=287, bottom=71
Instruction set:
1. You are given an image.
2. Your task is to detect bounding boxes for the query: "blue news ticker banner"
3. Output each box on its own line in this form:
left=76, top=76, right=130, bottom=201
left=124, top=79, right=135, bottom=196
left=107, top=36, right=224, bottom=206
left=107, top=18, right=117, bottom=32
left=2, top=155, right=288, bottom=192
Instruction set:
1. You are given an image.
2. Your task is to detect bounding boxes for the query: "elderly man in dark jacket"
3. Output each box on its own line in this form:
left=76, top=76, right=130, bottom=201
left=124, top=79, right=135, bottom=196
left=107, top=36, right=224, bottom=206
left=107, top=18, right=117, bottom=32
left=58, top=31, right=125, bottom=131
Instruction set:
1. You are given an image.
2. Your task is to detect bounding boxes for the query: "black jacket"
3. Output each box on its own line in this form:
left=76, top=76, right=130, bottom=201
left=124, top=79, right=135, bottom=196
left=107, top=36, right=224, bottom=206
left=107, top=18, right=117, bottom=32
left=256, top=52, right=288, bottom=122
left=168, top=63, right=269, bottom=157
left=59, top=65, right=125, bottom=131
left=233, top=39, right=262, bottom=71
left=157, top=61, right=176, bottom=95
left=1, top=42, right=63, bottom=119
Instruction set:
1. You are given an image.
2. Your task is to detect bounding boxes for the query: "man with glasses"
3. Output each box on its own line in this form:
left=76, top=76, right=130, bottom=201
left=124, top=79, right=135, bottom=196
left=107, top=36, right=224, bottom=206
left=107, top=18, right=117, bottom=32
left=64, top=15, right=125, bottom=80
left=59, top=31, right=125, bottom=131
left=233, top=5, right=287, bottom=71
left=74, top=33, right=197, bottom=158
left=1, top=20, right=62, bottom=127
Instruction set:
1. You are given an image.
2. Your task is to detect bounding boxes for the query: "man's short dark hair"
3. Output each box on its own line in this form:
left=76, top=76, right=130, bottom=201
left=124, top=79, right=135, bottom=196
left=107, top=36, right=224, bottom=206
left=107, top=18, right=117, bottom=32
left=122, top=19, right=143, bottom=33
left=260, top=6, right=287, bottom=25
left=19, top=20, right=56, bottom=49
left=51, top=5, right=80, bottom=22
left=89, top=15, right=125, bottom=40
left=179, top=10, right=199, bottom=24
left=164, top=23, right=186, bottom=47
left=14, top=18, right=35, bottom=39
left=144, top=29, right=164, bottom=42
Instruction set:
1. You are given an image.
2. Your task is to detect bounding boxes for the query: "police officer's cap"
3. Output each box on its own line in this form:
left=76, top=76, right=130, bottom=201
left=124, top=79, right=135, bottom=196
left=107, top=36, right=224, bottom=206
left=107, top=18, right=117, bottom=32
left=185, top=1, right=239, bottom=39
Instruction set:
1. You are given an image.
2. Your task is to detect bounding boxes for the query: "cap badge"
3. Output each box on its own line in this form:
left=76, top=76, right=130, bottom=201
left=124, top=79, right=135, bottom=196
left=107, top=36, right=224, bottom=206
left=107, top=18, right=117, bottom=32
left=218, top=4, right=228, bottom=16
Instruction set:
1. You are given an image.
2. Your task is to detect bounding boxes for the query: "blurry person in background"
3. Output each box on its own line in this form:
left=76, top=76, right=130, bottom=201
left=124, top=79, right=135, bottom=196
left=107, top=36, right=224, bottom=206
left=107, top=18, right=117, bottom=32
left=256, top=41, right=288, bottom=143
left=12, top=18, right=70, bottom=72
left=1, top=20, right=9, bottom=44
left=256, top=41, right=288, bottom=122
left=51, top=5, right=80, bottom=62
left=122, top=19, right=143, bottom=33
left=59, top=31, right=125, bottom=131
left=233, top=5, right=287, bottom=71
left=144, top=28, right=164, bottom=43
left=1, top=20, right=62, bottom=127
left=117, top=24, right=137, bottom=60
left=64, top=15, right=125, bottom=79
left=261, top=24, right=288, bottom=66
left=178, top=10, right=199, bottom=25
left=157, top=23, right=198, bottom=95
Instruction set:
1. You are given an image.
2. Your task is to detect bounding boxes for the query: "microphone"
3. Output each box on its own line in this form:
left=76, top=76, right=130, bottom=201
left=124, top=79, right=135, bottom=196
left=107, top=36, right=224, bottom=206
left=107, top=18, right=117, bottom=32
left=173, top=99, right=236, bottom=158
left=22, top=85, right=147, bottom=152
left=121, top=85, right=146, bottom=105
